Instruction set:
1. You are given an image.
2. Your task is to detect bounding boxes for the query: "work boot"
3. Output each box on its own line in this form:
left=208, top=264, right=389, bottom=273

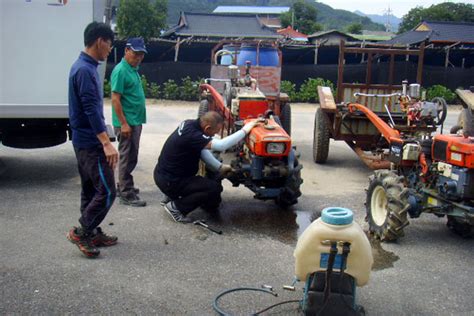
left=163, top=201, right=192, bottom=223
left=67, top=227, right=100, bottom=258
left=91, top=227, right=118, bottom=247
left=120, top=193, right=147, bottom=207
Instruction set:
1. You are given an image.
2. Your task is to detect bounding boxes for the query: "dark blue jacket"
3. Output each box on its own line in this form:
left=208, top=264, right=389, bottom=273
left=68, top=52, right=106, bottom=149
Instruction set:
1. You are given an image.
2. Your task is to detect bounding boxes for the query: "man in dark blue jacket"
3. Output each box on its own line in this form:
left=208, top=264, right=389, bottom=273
left=66, top=22, right=118, bottom=258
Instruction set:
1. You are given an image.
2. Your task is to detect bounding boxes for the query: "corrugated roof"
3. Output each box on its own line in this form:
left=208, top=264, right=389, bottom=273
left=277, top=26, right=308, bottom=41
left=382, top=21, right=474, bottom=45
left=162, top=12, right=281, bottom=39
left=213, top=6, right=290, bottom=14
left=307, top=30, right=357, bottom=41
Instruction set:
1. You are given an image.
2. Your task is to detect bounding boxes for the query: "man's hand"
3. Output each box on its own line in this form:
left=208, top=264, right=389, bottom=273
left=103, top=142, right=118, bottom=169
left=242, top=120, right=258, bottom=134
left=120, top=122, right=132, bottom=138
left=219, top=164, right=234, bottom=178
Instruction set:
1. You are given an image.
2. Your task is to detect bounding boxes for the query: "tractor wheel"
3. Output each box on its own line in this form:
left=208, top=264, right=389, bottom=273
left=447, top=216, right=474, bottom=238
left=198, top=99, right=209, bottom=118
left=280, top=103, right=292, bottom=135
left=366, top=170, right=409, bottom=241
left=450, top=125, right=463, bottom=134
left=432, top=97, right=448, bottom=126
left=313, top=107, right=330, bottom=164
left=275, top=159, right=303, bottom=208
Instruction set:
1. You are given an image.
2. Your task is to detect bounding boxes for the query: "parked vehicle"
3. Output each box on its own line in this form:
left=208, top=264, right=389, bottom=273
left=0, top=0, right=105, bottom=149
left=198, top=41, right=302, bottom=206
left=313, top=41, right=448, bottom=170
left=357, top=88, right=473, bottom=240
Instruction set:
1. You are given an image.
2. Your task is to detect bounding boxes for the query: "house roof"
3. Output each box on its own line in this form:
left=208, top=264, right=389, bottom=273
left=162, top=12, right=281, bottom=39
left=213, top=6, right=290, bottom=15
left=307, top=30, right=358, bottom=41
left=382, top=21, right=474, bottom=45
left=277, top=26, right=308, bottom=41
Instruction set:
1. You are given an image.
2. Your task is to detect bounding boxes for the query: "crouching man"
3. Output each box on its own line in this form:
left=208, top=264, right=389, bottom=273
left=153, top=111, right=256, bottom=223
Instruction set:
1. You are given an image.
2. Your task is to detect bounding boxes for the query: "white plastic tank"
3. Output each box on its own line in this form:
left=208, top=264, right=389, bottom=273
left=294, top=207, right=373, bottom=286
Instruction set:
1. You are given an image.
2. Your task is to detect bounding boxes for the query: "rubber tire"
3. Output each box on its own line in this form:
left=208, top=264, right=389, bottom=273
left=431, top=97, right=448, bottom=126
left=275, top=159, right=303, bottom=208
left=366, top=170, right=409, bottom=241
left=450, top=125, right=462, bottom=134
left=312, top=107, right=330, bottom=164
left=447, top=216, right=474, bottom=238
left=198, top=99, right=209, bottom=118
left=280, top=103, right=291, bottom=135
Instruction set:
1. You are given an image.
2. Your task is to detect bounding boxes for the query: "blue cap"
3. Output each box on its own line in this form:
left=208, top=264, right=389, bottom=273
left=321, top=207, right=353, bottom=225
left=126, top=37, right=147, bottom=53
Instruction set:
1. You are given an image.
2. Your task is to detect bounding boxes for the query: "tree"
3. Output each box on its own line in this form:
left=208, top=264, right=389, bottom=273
left=346, top=23, right=362, bottom=34
left=280, top=0, right=323, bottom=35
left=399, top=2, right=474, bottom=33
left=117, top=0, right=167, bottom=40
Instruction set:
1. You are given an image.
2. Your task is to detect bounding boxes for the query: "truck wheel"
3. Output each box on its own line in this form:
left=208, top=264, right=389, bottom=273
left=447, top=216, right=474, bottom=238
left=366, top=170, right=409, bottom=241
left=313, top=107, right=330, bottom=163
left=280, top=103, right=291, bottom=135
left=276, top=160, right=303, bottom=208
left=198, top=99, right=209, bottom=118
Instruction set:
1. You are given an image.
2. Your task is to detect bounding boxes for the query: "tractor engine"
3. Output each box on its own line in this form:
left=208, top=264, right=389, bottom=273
left=432, top=134, right=474, bottom=201
left=228, top=116, right=302, bottom=206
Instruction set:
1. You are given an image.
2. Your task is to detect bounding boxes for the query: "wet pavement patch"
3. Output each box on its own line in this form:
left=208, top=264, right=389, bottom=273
left=367, top=235, right=399, bottom=270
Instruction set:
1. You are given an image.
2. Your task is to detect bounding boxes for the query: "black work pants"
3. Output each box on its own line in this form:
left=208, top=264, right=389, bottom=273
left=74, top=146, right=116, bottom=234
left=115, top=125, right=142, bottom=198
left=154, top=169, right=222, bottom=215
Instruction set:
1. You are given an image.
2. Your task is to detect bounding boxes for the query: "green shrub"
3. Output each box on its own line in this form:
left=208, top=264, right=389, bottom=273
left=140, top=75, right=148, bottom=96
left=103, top=78, right=111, bottom=97
left=298, top=78, right=335, bottom=103
left=162, top=79, right=180, bottom=100
left=426, top=85, right=457, bottom=104
left=147, top=82, right=161, bottom=99
left=180, top=76, right=200, bottom=101
left=280, top=80, right=299, bottom=102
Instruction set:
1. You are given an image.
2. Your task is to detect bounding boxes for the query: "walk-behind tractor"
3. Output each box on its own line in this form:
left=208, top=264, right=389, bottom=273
left=198, top=41, right=302, bottom=207
left=355, top=88, right=474, bottom=241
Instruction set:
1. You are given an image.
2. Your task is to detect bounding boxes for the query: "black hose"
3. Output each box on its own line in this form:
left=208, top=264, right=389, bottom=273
left=212, top=287, right=277, bottom=316
left=253, top=299, right=301, bottom=315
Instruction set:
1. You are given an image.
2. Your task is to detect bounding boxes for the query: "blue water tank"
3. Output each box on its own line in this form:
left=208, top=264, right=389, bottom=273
left=237, top=45, right=279, bottom=66
left=220, top=44, right=238, bottom=65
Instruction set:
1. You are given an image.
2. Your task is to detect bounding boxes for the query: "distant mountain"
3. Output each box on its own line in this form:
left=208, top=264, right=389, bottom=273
left=354, top=10, right=401, bottom=32
left=165, top=0, right=385, bottom=31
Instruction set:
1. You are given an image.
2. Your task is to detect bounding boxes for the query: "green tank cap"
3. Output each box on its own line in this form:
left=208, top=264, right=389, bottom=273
left=321, top=207, right=353, bottom=225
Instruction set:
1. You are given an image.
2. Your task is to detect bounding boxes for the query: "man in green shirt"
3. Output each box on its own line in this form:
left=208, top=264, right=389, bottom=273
left=111, top=37, right=147, bottom=207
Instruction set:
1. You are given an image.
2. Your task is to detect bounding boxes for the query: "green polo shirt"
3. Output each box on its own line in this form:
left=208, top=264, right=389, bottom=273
left=111, top=58, right=146, bottom=127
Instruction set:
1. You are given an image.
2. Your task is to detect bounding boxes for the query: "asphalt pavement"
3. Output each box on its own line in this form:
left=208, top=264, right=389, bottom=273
left=0, top=102, right=472, bottom=315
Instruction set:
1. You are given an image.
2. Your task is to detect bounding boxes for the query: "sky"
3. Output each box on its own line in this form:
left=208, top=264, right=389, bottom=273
left=318, top=0, right=471, bottom=17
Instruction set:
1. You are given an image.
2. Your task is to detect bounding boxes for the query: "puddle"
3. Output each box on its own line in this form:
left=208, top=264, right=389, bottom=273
left=367, top=234, right=399, bottom=270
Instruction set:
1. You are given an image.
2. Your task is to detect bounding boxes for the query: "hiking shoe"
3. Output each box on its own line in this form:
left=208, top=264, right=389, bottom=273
left=163, top=201, right=192, bottom=223
left=119, top=195, right=147, bottom=207
left=91, top=227, right=118, bottom=247
left=67, top=227, right=100, bottom=258
left=160, top=195, right=171, bottom=206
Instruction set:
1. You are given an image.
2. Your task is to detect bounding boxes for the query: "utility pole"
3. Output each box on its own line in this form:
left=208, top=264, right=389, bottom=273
left=383, top=5, right=393, bottom=33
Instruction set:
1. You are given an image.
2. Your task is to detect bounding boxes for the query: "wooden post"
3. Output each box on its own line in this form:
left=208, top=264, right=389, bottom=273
left=445, top=46, right=450, bottom=68
left=314, top=40, right=319, bottom=65
left=416, top=42, right=425, bottom=85
left=360, top=40, right=365, bottom=63
left=462, top=58, right=465, bottom=69
left=406, top=44, right=409, bottom=61
left=337, top=40, right=345, bottom=103
left=174, top=37, right=181, bottom=62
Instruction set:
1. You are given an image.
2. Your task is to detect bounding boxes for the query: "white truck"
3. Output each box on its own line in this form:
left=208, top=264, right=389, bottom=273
left=0, top=0, right=106, bottom=148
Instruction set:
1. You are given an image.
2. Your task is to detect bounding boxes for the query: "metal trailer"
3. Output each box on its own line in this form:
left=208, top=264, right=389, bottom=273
left=0, top=0, right=105, bottom=149
left=313, top=41, right=430, bottom=169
